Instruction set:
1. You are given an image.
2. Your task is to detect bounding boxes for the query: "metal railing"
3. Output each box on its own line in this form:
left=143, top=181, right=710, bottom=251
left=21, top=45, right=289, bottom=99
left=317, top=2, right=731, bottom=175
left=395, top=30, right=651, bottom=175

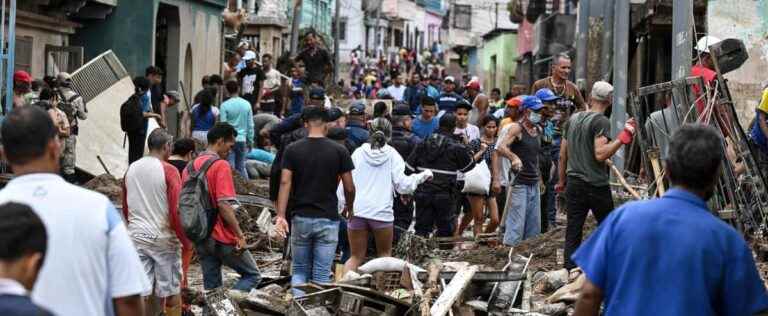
left=70, top=50, right=130, bottom=104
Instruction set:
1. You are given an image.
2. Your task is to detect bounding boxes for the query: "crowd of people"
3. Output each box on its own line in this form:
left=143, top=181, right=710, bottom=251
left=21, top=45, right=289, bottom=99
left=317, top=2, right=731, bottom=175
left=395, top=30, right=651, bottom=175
left=1, top=33, right=768, bottom=316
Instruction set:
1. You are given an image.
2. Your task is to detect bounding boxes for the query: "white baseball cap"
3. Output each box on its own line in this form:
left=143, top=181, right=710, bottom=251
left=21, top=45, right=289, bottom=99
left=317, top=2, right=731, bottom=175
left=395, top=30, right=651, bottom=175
left=242, top=50, right=257, bottom=61
left=591, top=81, right=614, bottom=101
left=695, top=36, right=722, bottom=54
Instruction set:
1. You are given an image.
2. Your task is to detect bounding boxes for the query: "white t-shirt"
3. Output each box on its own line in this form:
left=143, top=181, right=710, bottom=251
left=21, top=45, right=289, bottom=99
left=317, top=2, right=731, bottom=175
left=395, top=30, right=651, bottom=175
left=386, top=85, right=407, bottom=102
left=495, top=124, right=513, bottom=186
left=455, top=124, right=480, bottom=142
left=0, top=174, right=149, bottom=316
left=125, top=157, right=180, bottom=246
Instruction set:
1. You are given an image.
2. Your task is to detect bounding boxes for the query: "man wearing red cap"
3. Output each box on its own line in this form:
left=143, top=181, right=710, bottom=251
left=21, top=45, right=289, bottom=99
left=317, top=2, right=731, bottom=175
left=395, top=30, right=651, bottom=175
left=465, top=79, right=489, bottom=126
left=8, top=71, right=34, bottom=109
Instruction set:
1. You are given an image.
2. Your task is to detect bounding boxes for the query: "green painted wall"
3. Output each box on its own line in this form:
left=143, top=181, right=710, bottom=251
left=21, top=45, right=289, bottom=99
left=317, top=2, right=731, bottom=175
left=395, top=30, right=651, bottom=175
left=72, top=0, right=153, bottom=77
left=71, top=0, right=225, bottom=77
left=480, top=32, right=517, bottom=94
left=287, top=0, right=335, bottom=40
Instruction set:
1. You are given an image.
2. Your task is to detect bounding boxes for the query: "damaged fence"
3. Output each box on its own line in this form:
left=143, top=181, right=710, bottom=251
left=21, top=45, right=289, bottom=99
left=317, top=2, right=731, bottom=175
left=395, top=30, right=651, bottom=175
left=627, top=38, right=768, bottom=241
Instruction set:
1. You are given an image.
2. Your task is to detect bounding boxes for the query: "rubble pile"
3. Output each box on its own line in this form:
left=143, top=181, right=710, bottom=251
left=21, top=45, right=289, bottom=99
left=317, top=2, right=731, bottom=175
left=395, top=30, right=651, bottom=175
left=232, top=171, right=269, bottom=196
left=82, top=174, right=122, bottom=205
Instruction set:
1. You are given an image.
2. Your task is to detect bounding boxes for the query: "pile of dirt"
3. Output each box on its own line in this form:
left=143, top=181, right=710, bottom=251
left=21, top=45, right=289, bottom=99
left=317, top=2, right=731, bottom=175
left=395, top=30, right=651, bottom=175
left=82, top=174, right=122, bottom=205
left=232, top=171, right=269, bottom=197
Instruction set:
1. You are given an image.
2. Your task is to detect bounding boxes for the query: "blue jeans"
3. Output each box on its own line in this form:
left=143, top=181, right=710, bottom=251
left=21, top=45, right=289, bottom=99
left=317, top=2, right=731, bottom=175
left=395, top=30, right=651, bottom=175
left=290, top=216, right=340, bottom=296
left=196, top=238, right=262, bottom=291
left=503, top=183, right=541, bottom=246
left=228, top=141, right=248, bottom=179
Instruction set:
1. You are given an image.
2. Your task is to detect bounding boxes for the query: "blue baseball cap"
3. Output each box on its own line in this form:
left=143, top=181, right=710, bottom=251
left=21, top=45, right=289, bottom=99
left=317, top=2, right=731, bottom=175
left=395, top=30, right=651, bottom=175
left=535, top=88, right=560, bottom=102
left=348, top=100, right=366, bottom=116
left=522, top=95, right=544, bottom=111
left=309, top=87, right=326, bottom=100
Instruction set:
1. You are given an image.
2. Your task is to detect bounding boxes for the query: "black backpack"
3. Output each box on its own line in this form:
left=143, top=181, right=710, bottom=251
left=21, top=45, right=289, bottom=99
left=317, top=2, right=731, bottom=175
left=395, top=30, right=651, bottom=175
left=178, top=157, right=220, bottom=243
left=120, top=94, right=144, bottom=133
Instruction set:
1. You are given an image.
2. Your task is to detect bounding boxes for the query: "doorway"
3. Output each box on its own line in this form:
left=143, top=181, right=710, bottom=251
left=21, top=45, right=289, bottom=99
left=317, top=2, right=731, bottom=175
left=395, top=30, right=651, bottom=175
left=155, top=3, right=181, bottom=135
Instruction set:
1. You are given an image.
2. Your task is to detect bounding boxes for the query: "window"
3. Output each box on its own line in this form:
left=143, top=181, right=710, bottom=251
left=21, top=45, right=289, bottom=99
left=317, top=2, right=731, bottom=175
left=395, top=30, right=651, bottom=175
left=453, top=4, right=471, bottom=30
left=333, top=18, right=347, bottom=41
left=15, top=36, right=33, bottom=74
left=490, top=55, right=497, bottom=90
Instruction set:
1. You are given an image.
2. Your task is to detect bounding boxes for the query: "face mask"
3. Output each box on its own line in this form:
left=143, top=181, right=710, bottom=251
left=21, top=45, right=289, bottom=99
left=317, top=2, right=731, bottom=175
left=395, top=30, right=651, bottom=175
left=528, top=112, right=542, bottom=124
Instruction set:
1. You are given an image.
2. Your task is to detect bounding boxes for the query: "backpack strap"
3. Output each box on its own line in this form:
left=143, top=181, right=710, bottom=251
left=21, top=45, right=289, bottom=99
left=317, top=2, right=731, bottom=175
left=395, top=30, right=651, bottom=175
left=187, top=155, right=220, bottom=178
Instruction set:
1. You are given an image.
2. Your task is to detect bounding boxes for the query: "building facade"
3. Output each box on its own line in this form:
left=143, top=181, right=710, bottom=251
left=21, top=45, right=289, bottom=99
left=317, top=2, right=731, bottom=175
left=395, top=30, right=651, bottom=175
left=72, top=0, right=226, bottom=98
left=444, top=0, right=516, bottom=80
left=339, top=0, right=366, bottom=63
left=481, top=29, right=517, bottom=94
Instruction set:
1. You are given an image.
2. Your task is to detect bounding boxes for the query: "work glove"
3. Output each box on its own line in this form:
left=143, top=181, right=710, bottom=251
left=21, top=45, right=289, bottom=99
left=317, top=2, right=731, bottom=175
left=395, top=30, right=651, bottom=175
left=618, top=118, right=637, bottom=145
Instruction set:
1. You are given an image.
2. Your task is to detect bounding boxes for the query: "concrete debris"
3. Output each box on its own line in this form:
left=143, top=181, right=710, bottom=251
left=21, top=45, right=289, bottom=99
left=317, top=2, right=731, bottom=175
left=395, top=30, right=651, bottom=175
left=546, top=273, right=586, bottom=304
left=533, top=269, right=569, bottom=294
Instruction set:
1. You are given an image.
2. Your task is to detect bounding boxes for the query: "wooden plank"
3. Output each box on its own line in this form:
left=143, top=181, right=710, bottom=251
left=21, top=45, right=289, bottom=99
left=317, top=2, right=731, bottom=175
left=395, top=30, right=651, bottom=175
left=417, top=270, right=525, bottom=283
left=430, top=265, right=479, bottom=316
left=521, top=271, right=533, bottom=311
left=647, top=149, right=666, bottom=196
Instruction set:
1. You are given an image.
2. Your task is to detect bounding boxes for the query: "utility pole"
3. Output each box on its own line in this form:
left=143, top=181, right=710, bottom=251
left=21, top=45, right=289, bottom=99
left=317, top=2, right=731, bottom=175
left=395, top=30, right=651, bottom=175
left=672, top=0, right=693, bottom=80
left=333, top=0, right=341, bottom=83
left=611, top=0, right=629, bottom=172
left=495, top=2, right=498, bottom=29
left=290, top=0, right=303, bottom=56
left=574, top=0, right=589, bottom=91
left=373, top=0, right=382, bottom=59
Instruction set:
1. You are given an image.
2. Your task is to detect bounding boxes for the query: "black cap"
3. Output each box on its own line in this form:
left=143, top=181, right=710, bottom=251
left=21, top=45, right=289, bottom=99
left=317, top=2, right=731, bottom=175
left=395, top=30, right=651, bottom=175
left=327, top=107, right=344, bottom=122
left=439, top=113, right=457, bottom=131
left=327, top=127, right=348, bottom=141
left=309, top=87, right=326, bottom=100
left=301, top=106, right=326, bottom=122
left=392, top=104, right=412, bottom=116
left=455, top=99, right=472, bottom=111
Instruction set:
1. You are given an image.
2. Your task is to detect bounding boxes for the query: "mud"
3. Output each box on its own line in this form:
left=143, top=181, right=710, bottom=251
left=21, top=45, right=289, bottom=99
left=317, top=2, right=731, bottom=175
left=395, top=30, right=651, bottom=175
left=82, top=174, right=123, bottom=205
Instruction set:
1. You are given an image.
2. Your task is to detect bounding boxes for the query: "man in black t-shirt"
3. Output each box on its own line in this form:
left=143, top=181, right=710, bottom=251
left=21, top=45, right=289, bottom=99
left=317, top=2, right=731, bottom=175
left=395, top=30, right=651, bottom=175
left=295, top=32, right=332, bottom=85
left=238, top=51, right=266, bottom=110
left=275, top=107, right=355, bottom=296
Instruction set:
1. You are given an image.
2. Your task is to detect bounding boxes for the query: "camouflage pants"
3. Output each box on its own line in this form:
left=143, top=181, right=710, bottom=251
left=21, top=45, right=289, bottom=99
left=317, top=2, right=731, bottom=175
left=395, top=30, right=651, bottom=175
left=61, top=136, right=77, bottom=175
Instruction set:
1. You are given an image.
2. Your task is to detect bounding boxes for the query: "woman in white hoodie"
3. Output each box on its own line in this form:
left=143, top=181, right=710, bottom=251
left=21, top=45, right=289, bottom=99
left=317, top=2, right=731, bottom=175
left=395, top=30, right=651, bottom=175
left=341, top=118, right=432, bottom=273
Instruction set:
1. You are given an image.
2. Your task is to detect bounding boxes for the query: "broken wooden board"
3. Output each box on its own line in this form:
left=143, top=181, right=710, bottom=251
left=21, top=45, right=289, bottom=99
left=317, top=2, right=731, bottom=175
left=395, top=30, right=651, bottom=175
left=313, top=282, right=412, bottom=312
left=430, top=265, right=479, bottom=316
left=521, top=271, right=533, bottom=311
left=416, top=270, right=524, bottom=283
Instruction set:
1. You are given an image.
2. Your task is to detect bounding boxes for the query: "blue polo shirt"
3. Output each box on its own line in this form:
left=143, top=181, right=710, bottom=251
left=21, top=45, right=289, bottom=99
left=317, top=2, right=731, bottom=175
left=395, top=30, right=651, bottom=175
left=573, top=188, right=768, bottom=316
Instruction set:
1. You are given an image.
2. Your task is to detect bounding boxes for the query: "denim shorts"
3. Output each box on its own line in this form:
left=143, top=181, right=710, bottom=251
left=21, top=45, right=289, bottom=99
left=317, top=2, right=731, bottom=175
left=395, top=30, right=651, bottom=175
left=347, top=216, right=393, bottom=231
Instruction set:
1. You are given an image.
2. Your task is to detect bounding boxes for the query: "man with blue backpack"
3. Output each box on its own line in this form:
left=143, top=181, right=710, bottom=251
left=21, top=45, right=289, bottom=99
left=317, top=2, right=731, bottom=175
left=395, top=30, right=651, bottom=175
left=179, top=123, right=261, bottom=293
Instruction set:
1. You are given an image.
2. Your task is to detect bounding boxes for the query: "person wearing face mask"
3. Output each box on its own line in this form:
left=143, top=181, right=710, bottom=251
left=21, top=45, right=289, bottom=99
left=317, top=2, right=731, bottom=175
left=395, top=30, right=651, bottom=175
left=555, top=81, right=637, bottom=270
left=495, top=95, right=545, bottom=246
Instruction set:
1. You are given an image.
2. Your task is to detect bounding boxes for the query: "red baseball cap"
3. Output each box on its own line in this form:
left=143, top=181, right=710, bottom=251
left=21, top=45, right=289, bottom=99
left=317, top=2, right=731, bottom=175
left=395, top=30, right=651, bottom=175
left=13, top=70, right=32, bottom=84
left=465, top=80, right=481, bottom=90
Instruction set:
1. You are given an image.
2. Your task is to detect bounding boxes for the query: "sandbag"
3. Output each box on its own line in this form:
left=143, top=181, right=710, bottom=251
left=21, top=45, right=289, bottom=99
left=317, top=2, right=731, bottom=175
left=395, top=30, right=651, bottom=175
left=462, top=160, right=491, bottom=195
left=358, top=257, right=425, bottom=274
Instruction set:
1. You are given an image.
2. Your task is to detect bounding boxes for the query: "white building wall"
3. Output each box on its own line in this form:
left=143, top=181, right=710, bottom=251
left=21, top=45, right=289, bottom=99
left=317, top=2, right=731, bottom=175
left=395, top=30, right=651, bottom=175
left=338, top=0, right=366, bottom=63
